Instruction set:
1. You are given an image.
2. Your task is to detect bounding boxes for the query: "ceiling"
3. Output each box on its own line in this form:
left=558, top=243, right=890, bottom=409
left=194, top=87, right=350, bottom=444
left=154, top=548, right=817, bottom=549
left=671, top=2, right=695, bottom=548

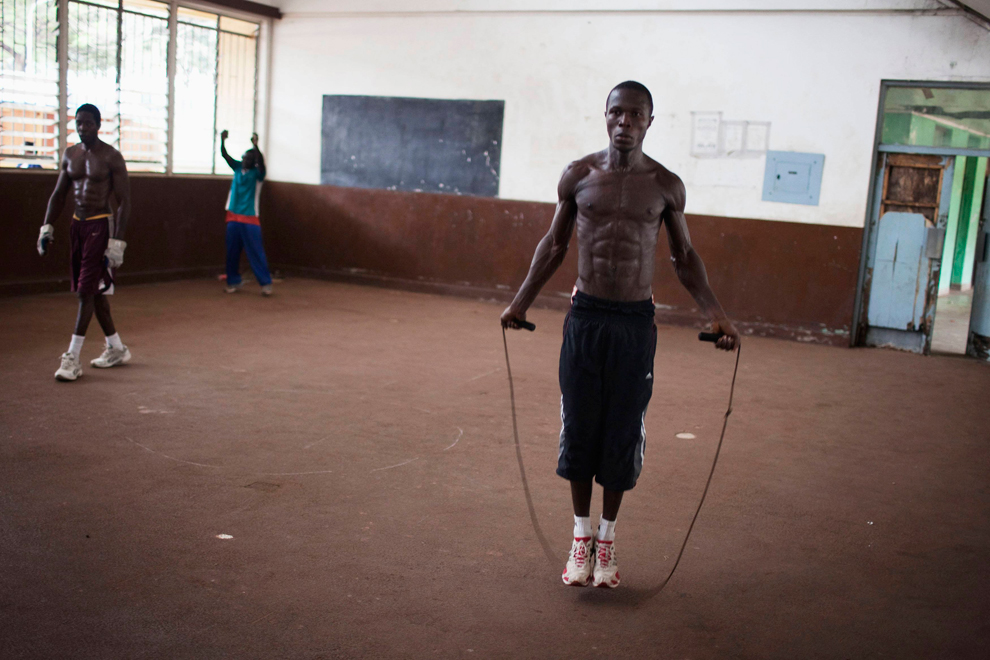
left=951, top=0, right=990, bottom=24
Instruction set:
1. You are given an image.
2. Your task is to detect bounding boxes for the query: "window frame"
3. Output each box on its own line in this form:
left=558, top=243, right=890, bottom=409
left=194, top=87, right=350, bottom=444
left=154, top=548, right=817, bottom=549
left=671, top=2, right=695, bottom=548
left=168, top=1, right=267, bottom=176
left=1, top=0, right=268, bottom=175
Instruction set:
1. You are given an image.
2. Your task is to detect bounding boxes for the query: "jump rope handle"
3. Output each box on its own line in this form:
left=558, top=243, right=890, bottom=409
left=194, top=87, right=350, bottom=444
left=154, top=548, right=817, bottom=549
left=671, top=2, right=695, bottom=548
left=516, top=320, right=536, bottom=332
left=698, top=331, right=724, bottom=343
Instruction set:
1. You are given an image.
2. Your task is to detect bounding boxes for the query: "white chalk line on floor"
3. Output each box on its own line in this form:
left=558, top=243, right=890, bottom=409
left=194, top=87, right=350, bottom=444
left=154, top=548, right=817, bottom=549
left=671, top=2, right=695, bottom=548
left=127, top=426, right=463, bottom=476
left=126, top=437, right=334, bottom=475
left=369, top=457, right=421, bottom=472
left=444, top=427, right=464, bottom=451
left=467, top=367, right=501, bottom=382
left=126, top=437, right=224, bottom=469
left=256, top=469, right=335, bottom=476
left=369, top=426, right=465, bottom=472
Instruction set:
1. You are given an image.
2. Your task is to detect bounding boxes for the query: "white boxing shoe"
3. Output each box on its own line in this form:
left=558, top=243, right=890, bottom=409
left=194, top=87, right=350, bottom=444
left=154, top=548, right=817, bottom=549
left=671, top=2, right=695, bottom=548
left=592, top=539, right=620, bottom=588
left=561, top=537, right=595, bottom=586
left=91, top=344, right=131, bottom=368
left=55, top=352, right=82, bottom=381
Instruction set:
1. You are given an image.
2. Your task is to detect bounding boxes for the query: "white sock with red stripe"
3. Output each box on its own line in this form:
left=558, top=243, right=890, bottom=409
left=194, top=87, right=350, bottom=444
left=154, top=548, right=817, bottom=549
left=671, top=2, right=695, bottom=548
left=597, top=516, right=616, bottom=543
left=573, top=515, right=593, bottom=539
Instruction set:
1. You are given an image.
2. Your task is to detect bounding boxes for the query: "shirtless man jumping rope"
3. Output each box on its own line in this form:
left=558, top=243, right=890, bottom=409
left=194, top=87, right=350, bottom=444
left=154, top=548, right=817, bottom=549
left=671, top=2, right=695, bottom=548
left=501, top=81, right=739, bottom=588
left=38, top=103, right=132, bottom=381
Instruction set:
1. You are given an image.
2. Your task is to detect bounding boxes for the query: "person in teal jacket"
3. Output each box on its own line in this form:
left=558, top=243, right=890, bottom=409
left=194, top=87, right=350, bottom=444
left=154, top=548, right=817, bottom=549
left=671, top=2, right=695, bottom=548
left=220, top=130, right=272, bottom=296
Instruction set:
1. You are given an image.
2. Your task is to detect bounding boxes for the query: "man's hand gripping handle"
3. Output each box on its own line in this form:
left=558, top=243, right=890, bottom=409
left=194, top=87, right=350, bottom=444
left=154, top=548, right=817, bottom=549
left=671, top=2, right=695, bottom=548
left=508, top=320, right=536, bottom=331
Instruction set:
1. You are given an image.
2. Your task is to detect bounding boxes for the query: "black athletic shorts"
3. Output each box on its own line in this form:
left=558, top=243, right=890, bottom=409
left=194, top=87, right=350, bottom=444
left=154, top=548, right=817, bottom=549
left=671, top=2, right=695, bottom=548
left=556, top=291, right=657, bottom=492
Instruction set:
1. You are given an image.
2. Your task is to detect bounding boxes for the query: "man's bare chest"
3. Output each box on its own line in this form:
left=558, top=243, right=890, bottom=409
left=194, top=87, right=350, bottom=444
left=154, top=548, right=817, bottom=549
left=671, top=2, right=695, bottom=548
left=574, top=173, right=666, bottom=225
left=67, top=151, right=111, bottom=183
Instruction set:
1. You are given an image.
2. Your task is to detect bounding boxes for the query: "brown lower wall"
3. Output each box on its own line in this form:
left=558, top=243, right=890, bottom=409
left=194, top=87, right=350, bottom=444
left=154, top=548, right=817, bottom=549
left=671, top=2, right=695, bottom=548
left=260, top=182, right=862, bottom=345
left=1, top=170, right=231, bottom=296
left=1, top=170, right=862, bottom=345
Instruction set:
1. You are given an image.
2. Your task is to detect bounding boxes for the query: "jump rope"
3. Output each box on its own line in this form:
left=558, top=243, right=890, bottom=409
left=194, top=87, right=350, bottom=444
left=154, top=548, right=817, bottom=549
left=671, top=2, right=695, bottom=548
left=501, top=322, right=740, bottom=598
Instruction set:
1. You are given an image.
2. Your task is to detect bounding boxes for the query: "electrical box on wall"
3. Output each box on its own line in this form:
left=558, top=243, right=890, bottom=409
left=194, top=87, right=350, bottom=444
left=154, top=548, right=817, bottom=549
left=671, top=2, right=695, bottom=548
left=762, top=151, right=824, bottom=205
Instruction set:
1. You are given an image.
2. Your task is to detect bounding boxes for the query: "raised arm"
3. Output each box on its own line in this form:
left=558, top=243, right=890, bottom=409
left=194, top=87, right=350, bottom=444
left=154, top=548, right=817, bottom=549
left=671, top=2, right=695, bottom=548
left=662, top=176, right=739, bottom=350
left=219, top=130, right=239, bottom=171
left=500, top=162, right=583, bottom=329
left=251, top=132, right=265, bottom=180
left=109, top=150, right=131, bottom=239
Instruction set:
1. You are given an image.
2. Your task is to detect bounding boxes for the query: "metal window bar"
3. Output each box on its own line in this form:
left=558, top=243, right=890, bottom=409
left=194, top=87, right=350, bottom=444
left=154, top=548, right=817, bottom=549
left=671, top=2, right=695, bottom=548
left=119, top=5, right=168, bottom=170
left=211, top=12, right=216, bottom=174
left=214, top=26, right=255, bottom=173
left=0, top=0, right=61, bottom=168
left=66, top=0, right=121, bottom=149
left=172, top=16, right=216, bottom=173
left=2, top=0, right=259, bottom=171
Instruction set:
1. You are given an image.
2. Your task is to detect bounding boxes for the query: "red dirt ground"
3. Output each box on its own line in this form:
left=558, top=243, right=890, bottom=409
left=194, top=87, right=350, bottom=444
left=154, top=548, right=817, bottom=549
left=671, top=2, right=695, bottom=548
left=1, top=278, right=988, bottom=659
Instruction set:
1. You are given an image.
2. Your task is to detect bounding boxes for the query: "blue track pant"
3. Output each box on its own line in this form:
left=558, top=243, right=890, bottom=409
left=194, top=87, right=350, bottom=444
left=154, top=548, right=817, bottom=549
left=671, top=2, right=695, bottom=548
left=225, top=221, right=272, bottom=287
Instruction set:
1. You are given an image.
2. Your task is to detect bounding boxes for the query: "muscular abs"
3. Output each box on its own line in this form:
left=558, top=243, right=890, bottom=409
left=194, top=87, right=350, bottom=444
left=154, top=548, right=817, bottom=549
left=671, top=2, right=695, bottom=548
left=66, top=145, right=114, bottom=217
left=572, top=165, right=668, bottom=302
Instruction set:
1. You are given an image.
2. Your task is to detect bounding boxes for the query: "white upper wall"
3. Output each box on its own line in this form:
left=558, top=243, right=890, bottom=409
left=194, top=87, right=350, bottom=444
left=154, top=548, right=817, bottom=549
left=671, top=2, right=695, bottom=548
left=266, top=2, right=990, bottom=227
left=275, top=0, right=945, bottom=12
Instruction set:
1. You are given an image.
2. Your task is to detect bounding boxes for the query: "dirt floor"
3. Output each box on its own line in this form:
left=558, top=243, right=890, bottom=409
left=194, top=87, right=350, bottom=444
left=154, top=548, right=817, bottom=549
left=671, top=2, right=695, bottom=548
left=1, top=278, right=988, bottom=659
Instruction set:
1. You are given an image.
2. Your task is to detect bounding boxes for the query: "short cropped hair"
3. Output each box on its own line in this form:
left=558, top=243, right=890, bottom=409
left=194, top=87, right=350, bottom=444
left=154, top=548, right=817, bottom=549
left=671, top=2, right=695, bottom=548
left=608, top=81, right=653, bottom=114
left=75, top=103, right=102, bottom=124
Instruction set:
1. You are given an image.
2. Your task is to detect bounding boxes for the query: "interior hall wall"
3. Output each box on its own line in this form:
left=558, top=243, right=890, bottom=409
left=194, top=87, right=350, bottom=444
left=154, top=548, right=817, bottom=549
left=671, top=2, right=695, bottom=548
left=266, top=3, right=990, bottom=228
left=2, top=169, right=860, bottom=344
left=260, top=181, right=862, bottom=344
left=0, top=171, right=231, bottom=296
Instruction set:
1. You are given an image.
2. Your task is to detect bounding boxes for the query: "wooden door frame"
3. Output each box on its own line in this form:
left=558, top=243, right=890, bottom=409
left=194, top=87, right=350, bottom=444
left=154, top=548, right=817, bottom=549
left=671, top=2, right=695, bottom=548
left=878, top=153, right=944, bottom=224
left=851, top=80, right=990, bottom=349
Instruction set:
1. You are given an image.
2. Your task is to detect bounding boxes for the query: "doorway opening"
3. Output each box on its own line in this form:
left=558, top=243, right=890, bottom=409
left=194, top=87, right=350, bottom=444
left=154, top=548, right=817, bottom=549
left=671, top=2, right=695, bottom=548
left=854, top=81, right=990, bottom=357
left=931, top=154, right=988, bottom=354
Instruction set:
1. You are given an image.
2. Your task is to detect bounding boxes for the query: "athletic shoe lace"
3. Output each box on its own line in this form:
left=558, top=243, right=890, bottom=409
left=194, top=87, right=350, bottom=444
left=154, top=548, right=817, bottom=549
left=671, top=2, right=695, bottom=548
left=598, top=542, right=615, bottom=567
left=571, top=539, right=590, bottom=568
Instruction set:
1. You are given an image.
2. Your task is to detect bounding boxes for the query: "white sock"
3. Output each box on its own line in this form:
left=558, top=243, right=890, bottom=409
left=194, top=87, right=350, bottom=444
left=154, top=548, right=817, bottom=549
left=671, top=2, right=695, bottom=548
left=68, top=334, right=85, bottom=359
left=573, top=515, right=593, bottom=539
left=105, top=333, right=124, bottom=350
left=597, top=516, right=616, bottom=543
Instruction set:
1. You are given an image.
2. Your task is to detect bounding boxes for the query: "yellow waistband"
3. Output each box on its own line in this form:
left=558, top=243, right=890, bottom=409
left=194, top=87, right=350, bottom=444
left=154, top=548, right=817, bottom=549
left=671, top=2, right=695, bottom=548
left=73, top=213, right=111, bottom=221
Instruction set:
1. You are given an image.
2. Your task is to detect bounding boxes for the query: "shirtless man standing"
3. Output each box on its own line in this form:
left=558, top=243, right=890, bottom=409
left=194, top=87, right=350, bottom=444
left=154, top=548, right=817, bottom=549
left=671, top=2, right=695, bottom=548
left=38, top=103, right=132, bottom=381
left=501, top=81, right=739, bottom=588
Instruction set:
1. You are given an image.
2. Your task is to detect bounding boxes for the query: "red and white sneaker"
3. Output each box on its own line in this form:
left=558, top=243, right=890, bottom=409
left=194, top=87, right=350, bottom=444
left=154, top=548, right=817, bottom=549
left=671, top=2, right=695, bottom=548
left=592, top=539, right=620, bottom=588
left=562, top=537, right=595, bottom=586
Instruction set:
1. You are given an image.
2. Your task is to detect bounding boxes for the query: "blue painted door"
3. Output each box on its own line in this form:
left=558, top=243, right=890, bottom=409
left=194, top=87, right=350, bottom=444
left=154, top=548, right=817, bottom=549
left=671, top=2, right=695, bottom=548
left=861, top=154, right=953, bottom=354
left=867, top=212, right=929, bottom=330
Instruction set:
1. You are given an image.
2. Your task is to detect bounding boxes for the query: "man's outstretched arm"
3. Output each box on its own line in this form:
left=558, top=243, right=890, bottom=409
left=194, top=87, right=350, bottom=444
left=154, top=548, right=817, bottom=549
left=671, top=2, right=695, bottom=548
left=251, top=133, right=266, bottom=180
left=500, top=164, right=582, bottom=328
left=219, top=130, right=239, bottom=171
left=662, top=177, right=739, bottom=350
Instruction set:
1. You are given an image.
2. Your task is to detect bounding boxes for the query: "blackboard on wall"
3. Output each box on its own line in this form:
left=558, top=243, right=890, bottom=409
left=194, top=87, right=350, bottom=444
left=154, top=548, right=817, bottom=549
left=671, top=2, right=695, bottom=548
left=320, top=95, right=504, bottom=197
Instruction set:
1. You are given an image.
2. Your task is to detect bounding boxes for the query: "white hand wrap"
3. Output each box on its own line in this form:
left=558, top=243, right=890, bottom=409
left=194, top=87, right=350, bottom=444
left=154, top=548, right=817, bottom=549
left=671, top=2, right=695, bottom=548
left=37, top=224, right=54, bottom=255
left=105, top=238, right=127, bottom=269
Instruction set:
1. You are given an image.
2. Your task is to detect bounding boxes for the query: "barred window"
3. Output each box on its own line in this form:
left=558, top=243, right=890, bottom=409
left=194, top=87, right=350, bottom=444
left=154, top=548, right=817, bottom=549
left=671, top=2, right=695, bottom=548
left=0, top=0, right=60, bottom=168
left=0, top=0, right=260, bottom=173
